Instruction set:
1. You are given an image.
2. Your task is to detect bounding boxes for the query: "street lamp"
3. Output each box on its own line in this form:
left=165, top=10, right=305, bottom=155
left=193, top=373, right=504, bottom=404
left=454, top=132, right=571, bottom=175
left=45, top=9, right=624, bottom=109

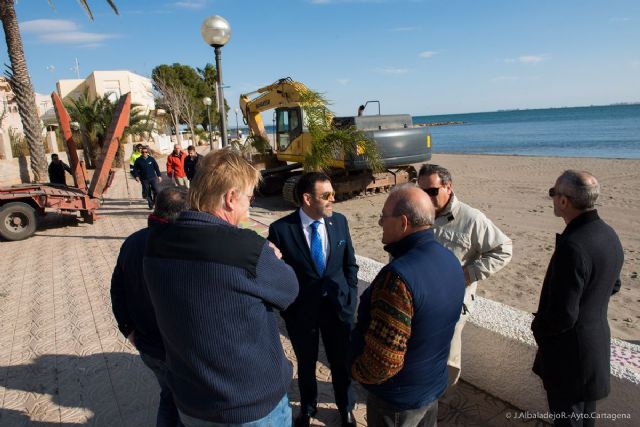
left=202, top=97, right=213, bottom=150
left=200, top=15, right=231, bottom=148
left=234, top=108, right=239, bottom=139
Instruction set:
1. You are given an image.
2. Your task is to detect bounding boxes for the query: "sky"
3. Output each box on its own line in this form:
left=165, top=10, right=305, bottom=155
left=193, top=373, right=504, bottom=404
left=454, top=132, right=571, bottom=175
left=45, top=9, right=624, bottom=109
left=3, top=0, right=640, bottom=117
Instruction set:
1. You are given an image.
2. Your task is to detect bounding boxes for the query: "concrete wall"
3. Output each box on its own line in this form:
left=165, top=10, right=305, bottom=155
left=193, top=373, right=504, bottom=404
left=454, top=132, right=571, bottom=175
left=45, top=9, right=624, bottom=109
left=355, top=255, right=640, bottom=426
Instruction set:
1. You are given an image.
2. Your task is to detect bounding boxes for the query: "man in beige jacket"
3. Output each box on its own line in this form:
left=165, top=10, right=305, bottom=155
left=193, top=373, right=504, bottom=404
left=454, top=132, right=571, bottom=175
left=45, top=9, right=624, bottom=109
left=417, top=164, right=513, bottom=386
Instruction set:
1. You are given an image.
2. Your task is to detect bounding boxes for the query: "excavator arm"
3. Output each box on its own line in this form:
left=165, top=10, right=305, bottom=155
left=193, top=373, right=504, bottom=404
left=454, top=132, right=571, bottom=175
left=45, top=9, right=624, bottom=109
left=239, top=77, right=310, bottom=140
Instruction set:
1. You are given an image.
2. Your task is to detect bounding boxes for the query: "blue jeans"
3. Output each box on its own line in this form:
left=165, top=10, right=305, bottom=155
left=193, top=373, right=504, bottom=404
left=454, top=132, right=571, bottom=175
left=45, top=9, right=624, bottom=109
left=366, top=392, right=438, bottom=427
left=139, top=352, right=183, bottom=427
left=178, top=394, right=291, bottom=427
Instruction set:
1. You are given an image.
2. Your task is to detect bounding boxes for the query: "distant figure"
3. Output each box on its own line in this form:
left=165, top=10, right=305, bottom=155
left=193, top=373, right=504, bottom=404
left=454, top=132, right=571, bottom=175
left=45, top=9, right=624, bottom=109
left=144, top=148, right=299, bottom=426
left=268, top=172, right=359, bottom=427
left=48, top=153, right=71, bottom=185
left=133, top=147, right=162, bottom=209
left=357, top=105, right=365, bottom=116
left=183, top=145, right=202, bottom=183
left=351, top=185, right=465, bottom=426
left=166, top=144, right=188, bottom=188
left=111, top=187, right=189, bottom=427
left=417, top=164, right=512, bottom=386
left=129, top=143, right=143, bottom=177
left=532, top=170, right=623, bottom=427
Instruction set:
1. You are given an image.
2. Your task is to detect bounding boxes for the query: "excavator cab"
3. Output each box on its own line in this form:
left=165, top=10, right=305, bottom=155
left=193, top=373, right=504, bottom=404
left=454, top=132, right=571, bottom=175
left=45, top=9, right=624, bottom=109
left=275, top=107, right=303, bottom=152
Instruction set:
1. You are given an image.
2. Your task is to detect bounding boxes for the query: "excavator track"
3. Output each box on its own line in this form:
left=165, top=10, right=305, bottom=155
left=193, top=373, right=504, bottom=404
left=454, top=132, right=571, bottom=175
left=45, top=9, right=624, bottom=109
left=280, top=166, right=417, bottom=206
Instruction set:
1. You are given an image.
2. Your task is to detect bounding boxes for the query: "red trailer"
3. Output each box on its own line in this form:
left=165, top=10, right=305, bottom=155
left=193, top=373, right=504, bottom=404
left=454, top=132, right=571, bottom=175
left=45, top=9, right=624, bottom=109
left=0, top=91, right=131, bottom=241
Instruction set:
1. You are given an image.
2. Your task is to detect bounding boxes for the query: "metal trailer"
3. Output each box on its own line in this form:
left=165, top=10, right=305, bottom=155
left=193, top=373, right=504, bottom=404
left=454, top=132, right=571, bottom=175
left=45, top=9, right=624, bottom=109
left=0, top=91, right=131, bottom=241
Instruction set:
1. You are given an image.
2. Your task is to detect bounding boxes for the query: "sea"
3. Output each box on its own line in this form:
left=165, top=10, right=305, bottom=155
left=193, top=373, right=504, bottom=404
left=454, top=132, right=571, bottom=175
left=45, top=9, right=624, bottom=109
left=413, top=104, right=640, bottom=159
left=258, top=104, right=640, bottom=159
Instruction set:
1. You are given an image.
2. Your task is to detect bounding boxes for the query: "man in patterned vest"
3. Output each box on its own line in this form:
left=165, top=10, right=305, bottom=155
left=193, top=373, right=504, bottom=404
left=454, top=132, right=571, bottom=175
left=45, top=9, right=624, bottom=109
left=351, top=185, right=465, bottom=426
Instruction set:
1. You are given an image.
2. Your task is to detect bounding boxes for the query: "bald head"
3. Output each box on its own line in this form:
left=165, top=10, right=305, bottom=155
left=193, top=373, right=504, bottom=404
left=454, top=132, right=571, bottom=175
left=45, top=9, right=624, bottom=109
left=556, top=170, right=599, bottom=210
left=387, top=184, right=435, bottom=228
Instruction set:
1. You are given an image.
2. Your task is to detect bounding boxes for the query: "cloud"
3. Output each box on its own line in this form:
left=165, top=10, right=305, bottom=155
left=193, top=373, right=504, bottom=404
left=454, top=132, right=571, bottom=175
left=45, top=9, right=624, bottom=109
left=504, top=54, right=550, bottom=65
left=418, top=51, right=438, bottom=58
left=39, top=31, right=117, bottom=44
left=375, top=66, right=409, bottom=75
left=20, top=19, right=78, bottom=33
left=173, top=0, right=208, bottom=9
left=519, top=55, right=548, bottom=64
left=20, top=19, right=118, bottom=46
left=337, top=78, right=350, bottom=86
left=609, top=17, right=631, bottom=23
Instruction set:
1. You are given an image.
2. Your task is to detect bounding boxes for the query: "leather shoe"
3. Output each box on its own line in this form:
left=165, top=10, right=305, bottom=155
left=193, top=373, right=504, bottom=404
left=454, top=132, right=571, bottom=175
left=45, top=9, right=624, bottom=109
left=341, top=411, right=357, bottom=427
left=294, top=408, right=317, bottom=427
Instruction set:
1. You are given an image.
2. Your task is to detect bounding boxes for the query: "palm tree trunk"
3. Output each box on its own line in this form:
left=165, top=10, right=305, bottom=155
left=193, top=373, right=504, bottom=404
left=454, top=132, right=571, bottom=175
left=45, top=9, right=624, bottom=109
left=0, top=0, right=47, bottom=182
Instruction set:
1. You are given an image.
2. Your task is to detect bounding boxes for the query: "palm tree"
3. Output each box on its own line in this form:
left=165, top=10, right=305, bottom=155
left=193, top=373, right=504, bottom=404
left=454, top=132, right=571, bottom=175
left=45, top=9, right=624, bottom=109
left=0, top=0, right=118, bottom=182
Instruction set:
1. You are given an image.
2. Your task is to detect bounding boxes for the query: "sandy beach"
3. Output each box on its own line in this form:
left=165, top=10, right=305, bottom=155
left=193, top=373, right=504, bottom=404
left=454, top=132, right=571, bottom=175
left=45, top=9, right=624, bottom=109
left=254, top=153, right=640, bottom=341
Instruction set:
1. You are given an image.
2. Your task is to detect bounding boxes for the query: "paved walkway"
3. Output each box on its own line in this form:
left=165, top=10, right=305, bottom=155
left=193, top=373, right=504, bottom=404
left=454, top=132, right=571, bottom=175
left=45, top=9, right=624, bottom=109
left=0, top=169, right=544, bottom=426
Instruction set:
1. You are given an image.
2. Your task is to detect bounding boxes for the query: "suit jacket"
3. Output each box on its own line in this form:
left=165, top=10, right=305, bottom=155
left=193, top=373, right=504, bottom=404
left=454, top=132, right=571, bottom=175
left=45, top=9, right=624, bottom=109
left=531, top=210, right=623, bottom=401
left=268, top=209, right=359, bottom=325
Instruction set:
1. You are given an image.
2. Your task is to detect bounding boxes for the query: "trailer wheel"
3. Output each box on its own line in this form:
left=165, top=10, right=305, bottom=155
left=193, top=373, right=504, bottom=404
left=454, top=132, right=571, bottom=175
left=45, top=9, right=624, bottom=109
left=0, top=202, right=37, bottom=241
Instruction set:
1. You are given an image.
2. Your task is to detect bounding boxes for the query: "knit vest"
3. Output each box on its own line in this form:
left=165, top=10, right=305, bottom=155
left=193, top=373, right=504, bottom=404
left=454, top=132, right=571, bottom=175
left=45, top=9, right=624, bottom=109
left=362, top=230, right=465, bottom=409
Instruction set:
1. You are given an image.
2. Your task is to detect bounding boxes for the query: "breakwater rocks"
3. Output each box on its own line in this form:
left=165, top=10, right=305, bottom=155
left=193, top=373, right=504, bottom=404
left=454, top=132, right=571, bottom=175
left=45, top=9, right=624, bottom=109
left=416, top=121, right=464, bottom=127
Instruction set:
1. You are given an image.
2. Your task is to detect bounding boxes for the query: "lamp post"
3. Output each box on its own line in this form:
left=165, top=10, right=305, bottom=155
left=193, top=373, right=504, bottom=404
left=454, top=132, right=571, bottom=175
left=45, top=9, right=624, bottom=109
left=200, top=15, right=231, bottom=148
left=202, top=97, right=213, bottom=150
left=234, top=108, right=239, bottom=139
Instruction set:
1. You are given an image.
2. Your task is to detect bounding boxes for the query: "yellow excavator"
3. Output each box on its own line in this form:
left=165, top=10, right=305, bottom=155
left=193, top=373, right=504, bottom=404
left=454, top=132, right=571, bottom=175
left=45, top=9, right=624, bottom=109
left=239, top=77, right=432, bottom=203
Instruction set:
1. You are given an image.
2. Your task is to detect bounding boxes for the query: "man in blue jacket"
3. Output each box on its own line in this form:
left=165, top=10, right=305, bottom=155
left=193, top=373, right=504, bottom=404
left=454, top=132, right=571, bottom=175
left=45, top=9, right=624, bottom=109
left=144, top=149, right=299, bottom=426
left=133, top=146, right=162, bottom=209
left=268, top=172, right=359, bottom=427
left=351, top=185, right=465, bottom=426
left=111, top=187, right=188, bottom=427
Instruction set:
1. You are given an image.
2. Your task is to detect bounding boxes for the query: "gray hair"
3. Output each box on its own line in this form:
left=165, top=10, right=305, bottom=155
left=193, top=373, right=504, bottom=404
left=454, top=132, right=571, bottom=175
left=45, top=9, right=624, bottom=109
left=390, top=184, right=435, bottom=227
left=153, top=188, right=189, bottom=222
left=557, top=170, right=599, bottom=210
left=418, top=163, right=452, bottom=185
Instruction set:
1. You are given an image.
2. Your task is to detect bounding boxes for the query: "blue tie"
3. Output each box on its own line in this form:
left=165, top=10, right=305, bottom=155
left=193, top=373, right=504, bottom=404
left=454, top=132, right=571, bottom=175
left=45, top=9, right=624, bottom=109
left=310, top=220, right=325, bottom=276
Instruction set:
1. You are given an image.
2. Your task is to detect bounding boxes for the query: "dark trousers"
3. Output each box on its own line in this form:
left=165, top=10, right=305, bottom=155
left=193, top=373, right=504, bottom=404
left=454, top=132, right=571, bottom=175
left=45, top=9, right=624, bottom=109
left=285, top=298, right=354, bottom=416
left=140, top=352, right=183, bottom=427
left=142, top=178, right=160, bottom=208
left=547, top=394, right=596, bottom=427
left=366, top=393, right=438, bottom=427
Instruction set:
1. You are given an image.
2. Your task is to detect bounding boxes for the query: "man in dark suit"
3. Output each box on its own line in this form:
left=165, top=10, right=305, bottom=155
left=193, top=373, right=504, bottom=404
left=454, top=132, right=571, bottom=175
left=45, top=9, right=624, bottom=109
left=268, top=172, right=359, bottom=427
left=532, top=170, right=624, bottom=427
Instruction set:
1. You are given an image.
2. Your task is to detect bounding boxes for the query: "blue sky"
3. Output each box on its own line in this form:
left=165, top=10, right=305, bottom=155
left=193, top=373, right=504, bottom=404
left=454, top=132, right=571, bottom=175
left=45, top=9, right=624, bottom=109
left=4, top=0, right=640, bottom=116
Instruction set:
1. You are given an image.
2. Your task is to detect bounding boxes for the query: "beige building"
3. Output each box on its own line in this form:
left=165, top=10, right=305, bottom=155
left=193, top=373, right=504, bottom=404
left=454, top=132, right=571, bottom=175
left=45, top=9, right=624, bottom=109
left=0, top=77, right=52, bottom=133
left=56, top=70, right=155, bottom=113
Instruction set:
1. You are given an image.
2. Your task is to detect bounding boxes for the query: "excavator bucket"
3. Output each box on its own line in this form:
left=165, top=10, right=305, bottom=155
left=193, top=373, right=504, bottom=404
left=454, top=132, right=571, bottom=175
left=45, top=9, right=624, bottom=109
left=88, top=92, right=131, bottom=199
left=51, top=91, right=87, bottom=191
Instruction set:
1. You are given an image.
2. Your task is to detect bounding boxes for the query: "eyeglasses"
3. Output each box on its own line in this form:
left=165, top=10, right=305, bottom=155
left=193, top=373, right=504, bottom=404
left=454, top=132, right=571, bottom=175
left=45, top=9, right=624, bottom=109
left=141, top=150, right=149, bottom=154
left=379, top=213, right=398, bottom=221
left=422, top=187, right=441, bottom=197
left=315, top=191, right=336, bottom=201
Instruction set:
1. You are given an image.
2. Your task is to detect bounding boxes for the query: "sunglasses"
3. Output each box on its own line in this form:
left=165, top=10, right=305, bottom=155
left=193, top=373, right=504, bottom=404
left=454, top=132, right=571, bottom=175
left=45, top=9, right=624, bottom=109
left=315, top=191, right=336, bottom=201
left=548, top=187, right=564, bottom=198
left=422, top=187, right=441, bottom=197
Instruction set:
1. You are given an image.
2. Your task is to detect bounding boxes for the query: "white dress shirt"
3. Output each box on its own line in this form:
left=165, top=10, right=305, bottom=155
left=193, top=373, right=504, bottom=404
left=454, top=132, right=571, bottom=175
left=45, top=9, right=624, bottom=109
left=299, top=208, right=330, bottom=264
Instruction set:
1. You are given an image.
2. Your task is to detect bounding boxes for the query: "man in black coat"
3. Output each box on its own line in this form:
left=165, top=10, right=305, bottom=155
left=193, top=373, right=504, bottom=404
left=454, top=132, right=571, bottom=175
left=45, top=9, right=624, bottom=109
left=48, top=154, right=72, bottom=185
left=111, top=187, right=189, bottom=427
left=268, top=172, right=359, bottom=427
left=532, top=170, right=624, bottom=427
left=133, top=147, right=162, bottom=209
